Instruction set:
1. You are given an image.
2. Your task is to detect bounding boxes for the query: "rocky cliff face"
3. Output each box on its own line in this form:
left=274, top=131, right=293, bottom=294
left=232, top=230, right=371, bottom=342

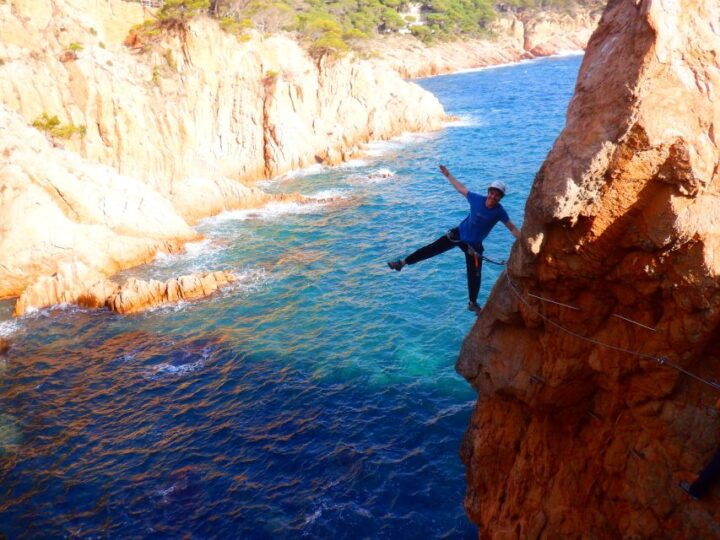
left=0, top=0, right=446, bottom=310
left=457, top=0, right=720, bottom=536
left=367, top=7, right=601, bottom=79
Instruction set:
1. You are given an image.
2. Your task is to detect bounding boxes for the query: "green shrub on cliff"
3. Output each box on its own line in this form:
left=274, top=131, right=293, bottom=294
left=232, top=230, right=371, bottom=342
left=219, top=15, right=253, bottom=38
left=159, top=0, right=211, bottom=21
left=126, top=0, right=211, bottom=50
left=32, top=113, right=87, bottom=140
left=298, top=12, right=350, bottom=57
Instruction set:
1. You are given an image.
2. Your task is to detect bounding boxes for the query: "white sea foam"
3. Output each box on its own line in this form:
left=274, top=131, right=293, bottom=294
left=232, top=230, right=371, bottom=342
left=154, top=239, right=216, bottom=266
left=391, top=131, right=435, bottom=145
left=17, top=303, right=89, bottom=320
left=363, top=140, right=395, bottom=157
left=443, top=116, right=479, bottom=128
left=150, top=359, right=203, bottom=377
left=455, top=60, right=530, bottom=75
left=362, top=131, right=434, bottom=158
left=0, top=319, right=20, bottom=337
left=348, top=168, right=397, bottom=184
left=157, top=485, right=177, bottom=498
left=338, top=158, right=369, bottom=169
left=146, top=347, right=213, bottom=379
left=369, top=168, right=395, bottom=178
left=228, top=267, right=271, bottom=295
left=280, top=163, right=326, bottom=179
left=304, top=507, right=323, bottom=525
left=303, top=501, right=372, bottom=527
left=306, top=188, right=350, bottom=200
left=211, top=199, right=327, bottom=222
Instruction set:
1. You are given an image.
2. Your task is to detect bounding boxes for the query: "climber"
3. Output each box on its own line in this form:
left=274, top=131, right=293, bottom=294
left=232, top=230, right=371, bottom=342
left=680, top=447, right=720, bottom=500
left=387, top=164, right=521, bottom=314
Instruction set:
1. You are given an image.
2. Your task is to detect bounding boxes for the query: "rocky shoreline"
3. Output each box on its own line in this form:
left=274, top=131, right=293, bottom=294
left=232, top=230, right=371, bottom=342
left=0, top=0, right=598, bottom=316
left=367, top=7, right=599, bottom=79
left=0, top=0, right=448, bottom=314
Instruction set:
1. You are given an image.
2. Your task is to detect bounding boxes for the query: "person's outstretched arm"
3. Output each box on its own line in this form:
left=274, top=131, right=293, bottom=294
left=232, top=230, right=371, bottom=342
left=439, top=165, right=468, bottom=197
left=505, top=220, right=521, bottom=240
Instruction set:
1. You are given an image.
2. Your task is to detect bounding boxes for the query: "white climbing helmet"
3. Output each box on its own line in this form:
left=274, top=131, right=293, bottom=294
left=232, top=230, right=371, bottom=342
left=488, top=180, right=508, bottom=195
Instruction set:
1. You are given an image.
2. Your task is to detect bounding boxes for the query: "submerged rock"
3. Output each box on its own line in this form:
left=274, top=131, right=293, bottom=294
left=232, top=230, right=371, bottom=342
left=459, top=0, right=720, bottom=537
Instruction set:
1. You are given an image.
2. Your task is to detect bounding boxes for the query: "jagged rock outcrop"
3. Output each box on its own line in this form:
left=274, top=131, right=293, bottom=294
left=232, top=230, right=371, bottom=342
left=457, top=0, right=720, bottom=537
left=367, top=7, right=601, bottom=79
left=13, top=260, right=235, bottom=315
left=13, top=261, right=118, bottom=316
left=0, top=0, right=446, bottom=305
left=106, top=271, right=235, bottom=314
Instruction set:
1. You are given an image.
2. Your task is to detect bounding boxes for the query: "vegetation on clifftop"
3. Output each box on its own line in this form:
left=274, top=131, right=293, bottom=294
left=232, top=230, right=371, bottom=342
left=128, top=0, right=603, bottom=56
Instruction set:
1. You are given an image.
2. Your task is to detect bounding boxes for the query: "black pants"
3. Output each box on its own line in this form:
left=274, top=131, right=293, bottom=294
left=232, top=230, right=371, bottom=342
left=689, top=448, right=720, bottom=498
left=405, top=228, right=483, bottom=304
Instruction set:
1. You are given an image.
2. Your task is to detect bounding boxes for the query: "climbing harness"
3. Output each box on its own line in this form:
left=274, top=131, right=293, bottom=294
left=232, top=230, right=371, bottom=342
left=481, top=256, right=720, bottom=393
left=446, top=228, right=484, bottom=276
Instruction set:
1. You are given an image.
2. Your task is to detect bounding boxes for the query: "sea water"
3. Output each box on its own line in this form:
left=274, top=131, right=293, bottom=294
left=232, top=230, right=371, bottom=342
left=0, top=54, right=582, bottom=538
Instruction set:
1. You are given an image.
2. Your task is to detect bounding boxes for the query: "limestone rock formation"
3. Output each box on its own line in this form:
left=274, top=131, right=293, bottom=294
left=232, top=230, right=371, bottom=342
left=13, top=261, right=235, bottom=315
left=457, top=0, right=720, bottom=537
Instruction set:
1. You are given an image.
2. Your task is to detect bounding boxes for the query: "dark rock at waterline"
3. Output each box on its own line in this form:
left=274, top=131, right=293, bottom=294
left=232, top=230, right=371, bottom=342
left=0, top=338, right=8, bottom=355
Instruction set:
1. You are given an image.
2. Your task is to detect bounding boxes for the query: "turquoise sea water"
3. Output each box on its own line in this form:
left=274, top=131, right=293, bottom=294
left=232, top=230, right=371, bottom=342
left=0, top=54, right=582, bottom=538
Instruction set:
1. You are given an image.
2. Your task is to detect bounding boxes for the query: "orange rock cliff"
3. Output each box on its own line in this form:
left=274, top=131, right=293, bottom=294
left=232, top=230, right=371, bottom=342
left=457, top=0, right=720, bottom=537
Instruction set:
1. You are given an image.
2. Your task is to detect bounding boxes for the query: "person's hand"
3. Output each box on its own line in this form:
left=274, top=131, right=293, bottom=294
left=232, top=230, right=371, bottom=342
left=439, top=165, right=450, bottom=178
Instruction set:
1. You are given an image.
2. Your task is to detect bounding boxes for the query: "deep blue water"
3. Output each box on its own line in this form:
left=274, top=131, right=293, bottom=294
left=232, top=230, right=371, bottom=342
left=0, top=55, right=581, bottom=538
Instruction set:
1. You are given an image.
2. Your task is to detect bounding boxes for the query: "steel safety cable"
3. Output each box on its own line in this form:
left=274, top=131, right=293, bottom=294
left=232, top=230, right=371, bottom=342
left=483, top=252, right=720, bottom=390
left=502, top=271, right=720, bottom=393
left=503, top=271, right=659, bottom=360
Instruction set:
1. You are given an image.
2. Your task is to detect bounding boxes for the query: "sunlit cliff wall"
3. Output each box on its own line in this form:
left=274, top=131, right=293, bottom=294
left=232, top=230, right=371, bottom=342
left=0, top=0, right=446, bottom=304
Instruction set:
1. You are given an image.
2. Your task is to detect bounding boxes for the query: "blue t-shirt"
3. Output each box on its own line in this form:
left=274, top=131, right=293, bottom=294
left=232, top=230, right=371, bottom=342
left=458, top=191, right=509, bottom=245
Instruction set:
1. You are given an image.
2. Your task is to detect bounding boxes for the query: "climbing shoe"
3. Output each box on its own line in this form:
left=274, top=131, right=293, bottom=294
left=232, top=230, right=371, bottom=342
left=679, top=481, right=700, bottom=501
left=468, top=301, right=482, bottom=315
left=387, top=260, right=404, bottom=272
